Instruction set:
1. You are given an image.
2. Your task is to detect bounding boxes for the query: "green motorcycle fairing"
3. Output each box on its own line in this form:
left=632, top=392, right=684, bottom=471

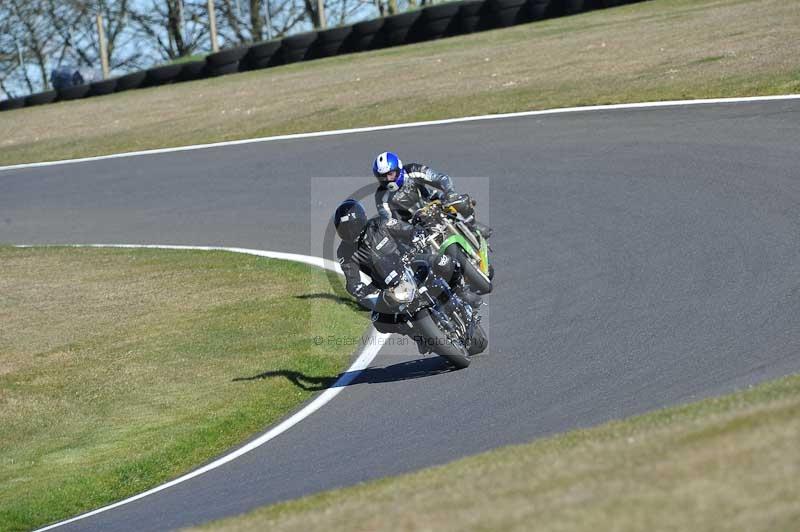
left=437, top=234, right=490, bottom=275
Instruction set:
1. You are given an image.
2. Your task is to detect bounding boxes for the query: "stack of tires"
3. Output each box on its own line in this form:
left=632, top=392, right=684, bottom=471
left=58, top=84, right=91, bottom=101
left=527, top=0, right=551, bottom=20
left=179, top=60, right=207, bottom=81
left=313, top=25, right=354, bottom=58
left=89, top=79, right=118, bottom=96
left=24, top=91, right=57, bottom=107
left=347, top=18, right=385, bottom=52
left=281, top=32, right=318, bottom=63
left=115, top=71, right=147, bottom=93
left=0, top=97, right=26, bottom=111
left=584, top=0, right=628, bottom=7
left=205, top=47, right=249, bottom=76
left=556, top=0, right=586, bottom=15
left=489, top=0, right=529, bottom=27
left=418, top=3, right=462, bottom=42
left=144, top=64, right=184, bottom=87
left=458, top=0, right=491, bottom=34
left=243, top=40, right=283, bottom=70
left=383, top=10, right=423, bottom=47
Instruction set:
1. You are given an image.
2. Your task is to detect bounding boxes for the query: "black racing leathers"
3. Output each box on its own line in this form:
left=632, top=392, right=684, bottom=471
left=337, top=215, right=464, bottom=312
left=375, top=163, right=455, bottom=221
left=337, top=216, right=417, bottom=304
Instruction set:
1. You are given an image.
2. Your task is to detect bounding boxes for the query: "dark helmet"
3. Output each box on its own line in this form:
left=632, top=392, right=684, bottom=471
left=334, top=199, right=367, bottom=242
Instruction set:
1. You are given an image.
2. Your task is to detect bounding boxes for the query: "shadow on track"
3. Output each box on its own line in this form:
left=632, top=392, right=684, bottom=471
left=233, top=357, right=454, bottom=391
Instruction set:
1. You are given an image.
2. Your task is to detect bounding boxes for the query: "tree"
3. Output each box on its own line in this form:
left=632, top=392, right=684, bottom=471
left=51, top=0, right=143, bottom=72
left=129, top=0, right=210, bottom=60
left=0, top=0, right=60, bottom=95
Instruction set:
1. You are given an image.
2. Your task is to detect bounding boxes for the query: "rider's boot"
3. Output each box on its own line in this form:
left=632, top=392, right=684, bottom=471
left=456, top=283, right=483, bottom=308
left=449, top=258, right=484, bottom=308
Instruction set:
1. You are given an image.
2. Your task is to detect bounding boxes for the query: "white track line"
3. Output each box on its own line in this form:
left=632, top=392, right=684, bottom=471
left=2, top=94, right=799, bottom=172
left=26, top=244, right=389, bottom=532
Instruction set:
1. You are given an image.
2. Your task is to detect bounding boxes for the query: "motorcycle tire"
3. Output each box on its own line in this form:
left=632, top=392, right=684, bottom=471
left=414, top=310, right=471, bottom=369
left=447, top=246, right=493, bottom=295
left=468, top=323, right=488, bottom=355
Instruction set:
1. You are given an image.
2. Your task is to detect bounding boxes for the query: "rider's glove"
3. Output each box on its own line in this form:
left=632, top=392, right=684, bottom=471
left=445, top=192, right=470, bottom=205
left=352, top=282, right=371, bottom=300
left=411, top=227, right=427, bottom=250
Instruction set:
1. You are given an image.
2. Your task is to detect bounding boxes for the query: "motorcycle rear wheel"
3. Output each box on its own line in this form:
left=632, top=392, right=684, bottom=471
left=414, top=310, right=471, bottom=369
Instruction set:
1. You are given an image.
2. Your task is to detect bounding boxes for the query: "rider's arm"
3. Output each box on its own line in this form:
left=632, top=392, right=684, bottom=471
left=384, top=217, right=416, bottom=242
left=404, top=163, right=455, bottom=196
left=337, top=243, right=375, bottom=301
left=375, top=187, right=394, bottom=220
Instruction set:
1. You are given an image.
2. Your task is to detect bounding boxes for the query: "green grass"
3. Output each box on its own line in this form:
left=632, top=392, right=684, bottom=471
left=166, top=54, right=208, bottom=65
left=0, top=246, right=369, bottom=532
left=1, top=0, right=798, bottom=166
left=190, top=373, right=800, bottom=532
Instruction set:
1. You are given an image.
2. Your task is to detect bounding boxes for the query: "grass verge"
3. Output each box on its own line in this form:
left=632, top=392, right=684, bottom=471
left=0, top=246, right=369, bottom=532
left=1, top=0, right=799, bottom=166
left=190, top=373, right=800, bottom=532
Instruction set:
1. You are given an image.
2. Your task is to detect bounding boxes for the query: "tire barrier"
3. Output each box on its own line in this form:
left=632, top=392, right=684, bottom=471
left=347, top=18, right=385, bottom=52
left=489, top=0, right=529, bottom=27
left=206, top=46, right=249, bottom=68
left=115, top=71, right=147, bottom=92
left=24, top=91, right=58, bottom=107
left=586, top=0, right=626, bottom=7
left=205, top=61, right=240, bottom=77
left=243, top=40, right=283, bottom=70
left=179, top=60, right=207, bottom=81
left=383, top=10, right=423, bottom=48
left=58, top=84, right=91, bottom=101
left=313, top=25, right=354, bottom=59
left=205, top=46, right=249, bottom=76
left=2, top=0, right=649, bottom=112
left=281, top=31, right=318, bottom=63
left=458, top=0, right=491, bottom=34
left=558, top=0, right=586, bottom=14
left=0, top=97, right=26, bottom=111
left=145, top=64, right=184, bottom=86
left=527, top=0, right=551, bottom=20
left=419, top=3, right=462, bottom=41
left=89, top=79, right=118, bottom=96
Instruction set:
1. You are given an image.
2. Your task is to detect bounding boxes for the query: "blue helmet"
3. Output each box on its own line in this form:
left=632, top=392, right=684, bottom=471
left=372, top=151, right=405, bottom=190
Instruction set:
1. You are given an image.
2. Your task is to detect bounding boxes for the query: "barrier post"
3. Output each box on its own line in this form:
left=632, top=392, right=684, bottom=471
left=317, top=0, right=327, bottom=29
left=207, top=0, right=220, bottom=52
left=96, top=14, right=110, bottom=79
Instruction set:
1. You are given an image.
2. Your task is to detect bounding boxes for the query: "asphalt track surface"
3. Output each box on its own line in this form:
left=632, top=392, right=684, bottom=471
left=3, top=99, right=800, bottom=530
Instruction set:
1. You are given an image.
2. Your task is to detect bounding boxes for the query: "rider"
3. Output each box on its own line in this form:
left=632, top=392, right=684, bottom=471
left=372, top=151, right=492, bottom=237
left=334, top=199, right=481, bottom=310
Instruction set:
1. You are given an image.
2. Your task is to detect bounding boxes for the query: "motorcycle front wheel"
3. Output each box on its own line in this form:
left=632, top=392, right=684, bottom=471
left=447, top=246, right=493, bottom=295
left=468, top=323, right=488, bottom=355
left=413, top=310, right=471, bottom=369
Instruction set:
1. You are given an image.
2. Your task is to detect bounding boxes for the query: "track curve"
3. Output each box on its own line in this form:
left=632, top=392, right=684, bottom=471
left=3, top=99, right=799, bottom=531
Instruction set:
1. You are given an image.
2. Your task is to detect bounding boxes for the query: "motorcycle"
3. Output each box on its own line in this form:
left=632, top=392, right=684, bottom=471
left=365, top=249, right=488, bottom=369
left=411, top=195, right=493, bottom=295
